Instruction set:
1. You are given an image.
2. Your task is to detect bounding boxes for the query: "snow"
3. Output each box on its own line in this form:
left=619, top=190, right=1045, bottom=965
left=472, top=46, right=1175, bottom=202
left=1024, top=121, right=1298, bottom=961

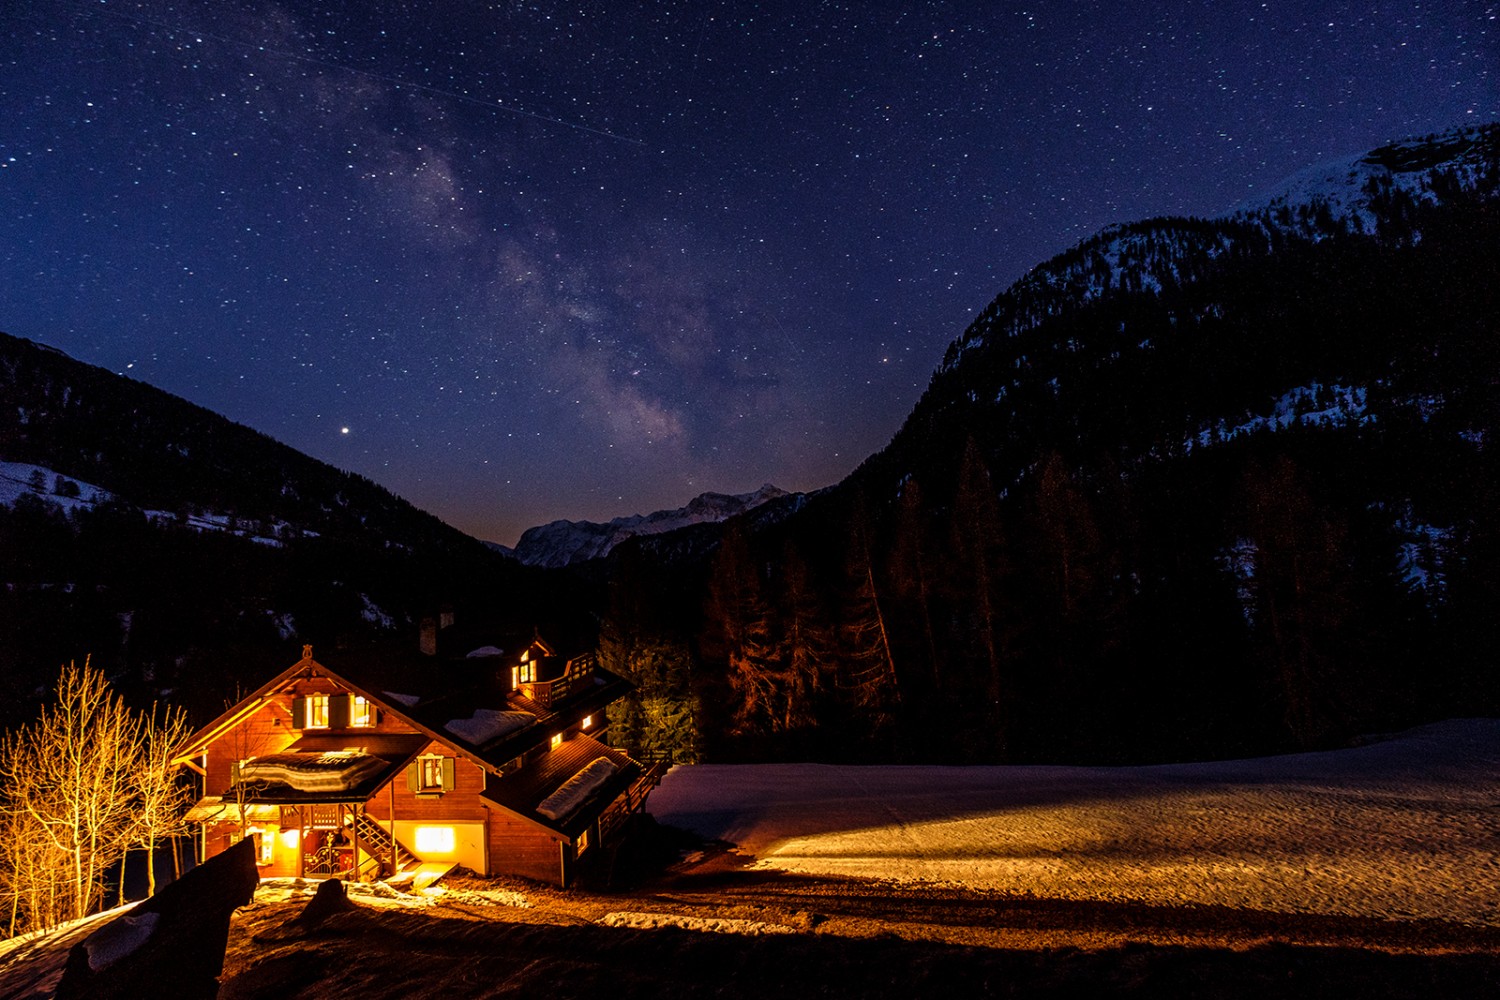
left=239, top=752, right=387, bottom=792
left=1394, top=519, right=1453, bottom=596
left=466, top=645, right=505, bottom=658
left=359, top=593, right=395, bottom=629
left=1186, top=383, right=1370, bottom=453
left=383, top=691, right=421, bottom=707
left=537, top=758, right=619, bottom=821
left=255, top=878, right=531, bottom=910
left=0, top=461, right=112, bottom=513
left=648, top=719, right=1500, bottom=926
left=1230, top=127, right=1495, bottom=231
left=598, top=911, right=793, bottom=935
left=82, top=911, right=158, bottom=971
left=443, top=708, right=536, bottom=745
left=510, top=484, right=791, bottom=567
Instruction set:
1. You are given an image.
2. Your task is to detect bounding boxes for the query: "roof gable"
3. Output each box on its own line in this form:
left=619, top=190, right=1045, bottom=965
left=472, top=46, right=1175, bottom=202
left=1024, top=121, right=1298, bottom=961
left=177, top=641, right=632, bottom=778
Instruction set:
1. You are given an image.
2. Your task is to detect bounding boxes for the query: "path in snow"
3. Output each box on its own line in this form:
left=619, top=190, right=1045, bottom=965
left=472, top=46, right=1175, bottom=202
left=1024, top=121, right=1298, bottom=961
left=647, top=719, right=1500, bottom=926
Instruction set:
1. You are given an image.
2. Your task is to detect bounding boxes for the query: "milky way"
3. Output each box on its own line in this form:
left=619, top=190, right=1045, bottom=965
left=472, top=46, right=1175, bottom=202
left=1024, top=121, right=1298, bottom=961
left=2, top=1, right=1494, bottom=543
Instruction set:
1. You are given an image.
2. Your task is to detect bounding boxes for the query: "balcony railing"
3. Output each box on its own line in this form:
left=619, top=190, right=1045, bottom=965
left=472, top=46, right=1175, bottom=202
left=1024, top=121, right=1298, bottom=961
left=518, top=655, right=596, bottom=710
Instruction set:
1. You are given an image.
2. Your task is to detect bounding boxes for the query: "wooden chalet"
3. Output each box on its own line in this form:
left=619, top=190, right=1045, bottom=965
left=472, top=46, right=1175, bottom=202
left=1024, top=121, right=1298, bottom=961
left=176, top=626, right=662, bottom=887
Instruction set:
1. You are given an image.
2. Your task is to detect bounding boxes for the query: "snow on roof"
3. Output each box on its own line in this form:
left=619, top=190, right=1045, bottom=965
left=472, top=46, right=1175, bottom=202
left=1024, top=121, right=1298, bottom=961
left=238, top=752, right=387, bottom=793
left=444, top=708, right=536, bottom=746
left=536, top=757, right=618, bottom=821
left=466, top=645, right=505, bottom=658
left=383, top=691, right=420, bottom=707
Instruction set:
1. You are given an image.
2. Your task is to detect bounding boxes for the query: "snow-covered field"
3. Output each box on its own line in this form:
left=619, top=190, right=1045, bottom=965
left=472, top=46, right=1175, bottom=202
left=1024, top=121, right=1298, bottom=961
left=648, top=719, right=1500, bottom=926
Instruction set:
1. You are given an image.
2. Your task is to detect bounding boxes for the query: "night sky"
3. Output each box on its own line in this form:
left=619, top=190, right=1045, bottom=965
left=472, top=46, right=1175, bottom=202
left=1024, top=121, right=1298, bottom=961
left=2, top=2, right=1495, bottom=544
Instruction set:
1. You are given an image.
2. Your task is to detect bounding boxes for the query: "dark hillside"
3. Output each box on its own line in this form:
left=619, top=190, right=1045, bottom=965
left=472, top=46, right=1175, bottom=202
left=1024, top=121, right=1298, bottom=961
left=0, top=332, right=586, bottom=725
left=599, top=125, right=1500, bottom=765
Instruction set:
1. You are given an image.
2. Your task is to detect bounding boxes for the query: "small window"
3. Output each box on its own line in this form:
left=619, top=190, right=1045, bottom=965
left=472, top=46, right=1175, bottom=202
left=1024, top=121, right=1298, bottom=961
left=414, top=825, right=456, bottom=853
left=410, top=753, right=453, bottom=794
left=350, top=696, right=375, bottom=728
left=304, top=694, right=329, bottom=729
left=549, top=732, right=563, bottom=750
left=581, top=715, right=593, bottom=730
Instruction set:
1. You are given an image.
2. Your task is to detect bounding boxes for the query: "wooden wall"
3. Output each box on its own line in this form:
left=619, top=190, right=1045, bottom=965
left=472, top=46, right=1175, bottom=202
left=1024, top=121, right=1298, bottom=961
left=486, top=813, right=565, bottom=885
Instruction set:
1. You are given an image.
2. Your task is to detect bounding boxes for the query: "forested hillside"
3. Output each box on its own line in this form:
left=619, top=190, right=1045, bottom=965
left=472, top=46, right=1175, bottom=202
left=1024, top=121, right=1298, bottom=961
left=600, top=125, right=1500, bottom=765
left=0, top=333, right=582, bottom=726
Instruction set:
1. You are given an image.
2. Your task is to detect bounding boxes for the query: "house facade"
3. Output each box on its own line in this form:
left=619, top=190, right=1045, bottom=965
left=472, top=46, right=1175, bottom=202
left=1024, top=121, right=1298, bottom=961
left=178, top=630, right=659, bottom=887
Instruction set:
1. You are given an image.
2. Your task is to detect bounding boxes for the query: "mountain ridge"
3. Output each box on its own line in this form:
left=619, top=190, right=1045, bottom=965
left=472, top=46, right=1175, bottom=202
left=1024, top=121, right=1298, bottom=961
left=502, top=483, right=800, bottom=568
left=598, top=121, right=1500, bottom=766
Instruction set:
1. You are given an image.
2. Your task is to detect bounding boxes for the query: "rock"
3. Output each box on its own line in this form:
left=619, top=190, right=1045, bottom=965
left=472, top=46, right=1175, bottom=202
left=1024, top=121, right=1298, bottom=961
left=54, top=837, right=259, bottom=1000
left=292, top=877, right=355, bottom=930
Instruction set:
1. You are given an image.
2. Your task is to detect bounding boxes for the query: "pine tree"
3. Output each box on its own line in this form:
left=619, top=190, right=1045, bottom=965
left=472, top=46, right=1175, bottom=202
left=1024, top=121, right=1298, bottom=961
left=774, top=540, right=828, bottom=733
left=702, top=525, right=781, bottom=738
left=833, top=500, right=900, bottom=713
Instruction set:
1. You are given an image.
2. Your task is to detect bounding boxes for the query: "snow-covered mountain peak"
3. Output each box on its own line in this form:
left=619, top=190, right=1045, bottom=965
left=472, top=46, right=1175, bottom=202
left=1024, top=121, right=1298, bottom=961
left=938, top=123, right=1497, bottom=375
left=506, top=484, right=793, bottom=568
left=1229, top=123, right=1497, bottom=227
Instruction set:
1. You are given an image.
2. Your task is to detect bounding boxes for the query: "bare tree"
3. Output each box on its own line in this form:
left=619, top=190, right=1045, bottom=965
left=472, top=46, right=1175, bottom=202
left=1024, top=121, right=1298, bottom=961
left=0, top=660, right=191, bottom=936
left=0, top=660, right=141, bottom=927
left=131, top=703, right=193, bottom=899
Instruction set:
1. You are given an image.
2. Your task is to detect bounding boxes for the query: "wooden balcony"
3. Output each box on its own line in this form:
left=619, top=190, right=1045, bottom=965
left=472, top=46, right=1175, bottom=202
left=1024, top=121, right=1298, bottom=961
left=518, top=655, right=596, bottom=710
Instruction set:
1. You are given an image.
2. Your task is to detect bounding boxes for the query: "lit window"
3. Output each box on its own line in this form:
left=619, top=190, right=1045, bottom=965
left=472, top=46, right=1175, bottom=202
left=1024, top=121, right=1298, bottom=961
left=518, top=662, right=535, bottom=684
left=511, top=666, right=519, bottom=690
left=350, top=696, right=375, bottom=728
left=549, top=732, right=563, bottom=750
left=304, top=694, right=329, bottom=729
left=414, top=825, right=456, bottom=853
left=577, top=827, right=590, bottom=855
left=417, top=754, right=446, bottom=793
left=581, top=715, right=593, bottom=730
left=247, top=827, right=274, bottom=866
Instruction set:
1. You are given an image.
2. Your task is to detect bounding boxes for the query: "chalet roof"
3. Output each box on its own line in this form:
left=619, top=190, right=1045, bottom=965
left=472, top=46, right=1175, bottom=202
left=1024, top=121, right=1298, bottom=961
left=480, top=733, right=639, bottom=840
left=179, top=636, right=633, bottom=780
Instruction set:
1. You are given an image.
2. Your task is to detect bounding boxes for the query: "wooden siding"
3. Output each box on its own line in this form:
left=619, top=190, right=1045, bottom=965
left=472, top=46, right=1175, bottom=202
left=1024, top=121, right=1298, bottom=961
left=363, top=738, right=490, bottom=824
left=485, top=813, right=565, bottom=884
left=200, top=677, right=422, bottom=798
left=390, top=820, right=486, bottom=873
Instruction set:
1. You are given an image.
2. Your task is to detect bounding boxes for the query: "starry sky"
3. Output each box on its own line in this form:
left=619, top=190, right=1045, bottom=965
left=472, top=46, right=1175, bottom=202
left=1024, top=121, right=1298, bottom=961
left=2, top=1, right=1495, bottom=544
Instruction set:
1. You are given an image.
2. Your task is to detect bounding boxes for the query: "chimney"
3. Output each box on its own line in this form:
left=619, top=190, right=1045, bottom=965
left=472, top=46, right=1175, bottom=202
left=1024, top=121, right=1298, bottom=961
left=419, top=616, right=438, bottom=657
left=439, top=606, right=455, bottom=630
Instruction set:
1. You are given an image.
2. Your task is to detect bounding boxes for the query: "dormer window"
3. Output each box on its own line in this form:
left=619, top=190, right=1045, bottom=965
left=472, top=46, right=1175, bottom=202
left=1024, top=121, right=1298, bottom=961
left=350, top=696, right=375, bottom=728
left=304, top=694, right=329, bottom=729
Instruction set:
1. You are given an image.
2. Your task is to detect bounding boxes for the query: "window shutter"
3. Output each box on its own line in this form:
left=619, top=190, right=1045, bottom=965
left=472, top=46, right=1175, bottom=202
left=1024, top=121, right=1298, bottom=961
left=405, top=763, right=419, bottom=792
left=329, top=694, right=350, bottom=729
left=442, top=757, right=456, bottom=792
left=291, top=696, right=306, bottom=729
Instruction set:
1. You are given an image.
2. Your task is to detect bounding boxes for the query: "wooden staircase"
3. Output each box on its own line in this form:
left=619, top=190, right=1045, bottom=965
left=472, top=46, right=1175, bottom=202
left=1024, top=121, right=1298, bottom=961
left=352, top=813, right=419, bottom=879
